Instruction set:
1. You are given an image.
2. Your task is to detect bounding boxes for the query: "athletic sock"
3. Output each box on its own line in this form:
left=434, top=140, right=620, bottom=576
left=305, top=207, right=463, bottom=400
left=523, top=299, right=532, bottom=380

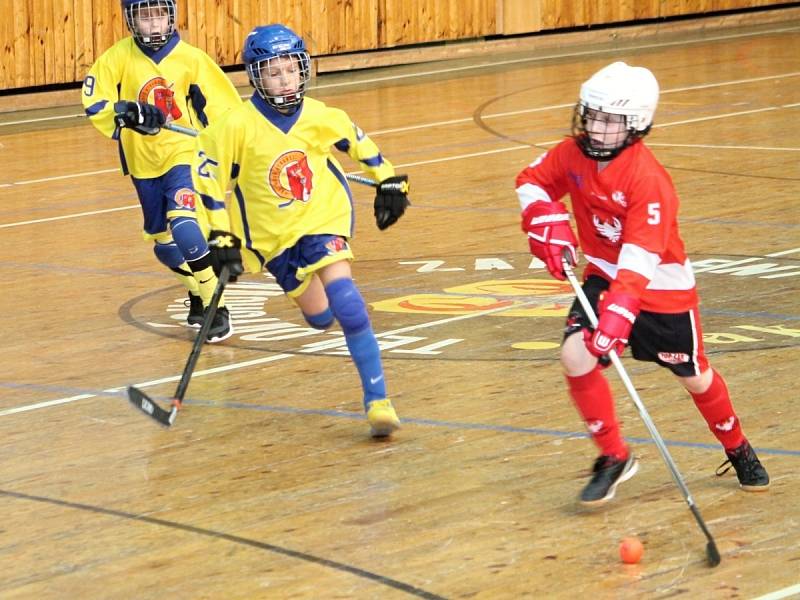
left=689, top=369, right=744, bottom=451
left=344, top=327, right=386, bottom=406
left=326, top=277, right=386, bottom=407
left=171, top=262, right=200, bottom=295
left=566, top=367, right=628, bottom=461
left=190, top=264, right=220, bottom=308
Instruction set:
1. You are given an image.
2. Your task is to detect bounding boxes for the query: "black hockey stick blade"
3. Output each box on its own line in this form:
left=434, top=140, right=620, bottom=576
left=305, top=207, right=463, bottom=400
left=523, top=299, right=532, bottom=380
left=127, top=385, right=178, bottom=427
left=689, top=503, right=721, bottom=567
left=706, top=540, right=721, bottom=567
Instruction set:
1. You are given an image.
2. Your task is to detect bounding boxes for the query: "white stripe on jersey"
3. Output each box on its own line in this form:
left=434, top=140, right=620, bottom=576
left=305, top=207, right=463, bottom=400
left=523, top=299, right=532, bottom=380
left=585, top=252, right=696, bottom=290
left=516, top=182, right=552, bottom=210
left=619, top=243, right=660, bottom=280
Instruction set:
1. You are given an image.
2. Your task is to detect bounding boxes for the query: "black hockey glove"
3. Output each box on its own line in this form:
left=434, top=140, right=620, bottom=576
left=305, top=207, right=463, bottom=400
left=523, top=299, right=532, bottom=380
left=374, top=174, right=410, bottom=230
left=208, top=230, right=244, bottom=282
left=114, top=101, right=165, bottom=135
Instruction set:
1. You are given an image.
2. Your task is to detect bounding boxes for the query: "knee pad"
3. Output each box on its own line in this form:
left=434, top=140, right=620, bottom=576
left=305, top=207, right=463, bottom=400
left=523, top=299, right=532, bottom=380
left=326, top=278, right=369, bottom=335
left=170, top=216, right=209, bottom=262
left=153, top=241, right=186, bottom=269
left=304, top=307, right=335, bottom=330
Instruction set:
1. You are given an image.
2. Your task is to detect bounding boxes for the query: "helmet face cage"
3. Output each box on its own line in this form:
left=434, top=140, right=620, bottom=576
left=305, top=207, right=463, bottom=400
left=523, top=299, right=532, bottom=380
left=123, top=0, right=176, bottom=50
left=572, top=102, right=650, bottom=161
left=247, top=52, right=311, bottom=110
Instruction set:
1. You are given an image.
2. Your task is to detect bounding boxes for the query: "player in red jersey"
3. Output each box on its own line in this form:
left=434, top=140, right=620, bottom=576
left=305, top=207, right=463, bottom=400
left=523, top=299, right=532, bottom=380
left=516, top=61, right=769, bottom=505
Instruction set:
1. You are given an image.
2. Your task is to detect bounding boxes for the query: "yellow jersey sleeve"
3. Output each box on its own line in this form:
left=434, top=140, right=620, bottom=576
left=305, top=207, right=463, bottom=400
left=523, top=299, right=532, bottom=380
left=81, top=42, right=126, bottom=139
left=192, top=118, right=236, bottom=233
left=189, top=51, right=242, bottom=127
left=325, top=108, right=396, bottom=183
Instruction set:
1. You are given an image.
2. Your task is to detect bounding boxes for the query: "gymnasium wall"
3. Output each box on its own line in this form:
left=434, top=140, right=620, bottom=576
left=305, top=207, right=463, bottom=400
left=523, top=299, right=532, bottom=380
left=0, top=0, right=792, bottom=90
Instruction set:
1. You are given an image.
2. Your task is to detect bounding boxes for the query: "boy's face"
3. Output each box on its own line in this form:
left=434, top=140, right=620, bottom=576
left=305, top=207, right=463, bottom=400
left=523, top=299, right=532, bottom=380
left=133, top=5, right=170, bottom=36
left=583, top=108, right=627, bottom=151
left=260, top=56, right=302, bottom=98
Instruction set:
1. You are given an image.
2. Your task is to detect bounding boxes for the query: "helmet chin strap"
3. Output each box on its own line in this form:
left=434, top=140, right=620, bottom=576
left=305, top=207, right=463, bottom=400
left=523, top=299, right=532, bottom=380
left=576, top=128, right=638, bottom=161
left=143, top=33, right=168, bottom=46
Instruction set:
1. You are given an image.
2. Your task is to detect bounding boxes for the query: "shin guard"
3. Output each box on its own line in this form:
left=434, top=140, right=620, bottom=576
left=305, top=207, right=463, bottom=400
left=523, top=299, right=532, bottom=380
left=170, top=216, right=211, bottom=263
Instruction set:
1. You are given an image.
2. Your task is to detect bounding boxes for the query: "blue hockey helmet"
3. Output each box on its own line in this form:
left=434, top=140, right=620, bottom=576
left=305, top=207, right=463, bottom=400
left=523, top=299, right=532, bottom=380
left=121, top=0, right=176, bottom=50
left=243, top=24, right=311, bottom=110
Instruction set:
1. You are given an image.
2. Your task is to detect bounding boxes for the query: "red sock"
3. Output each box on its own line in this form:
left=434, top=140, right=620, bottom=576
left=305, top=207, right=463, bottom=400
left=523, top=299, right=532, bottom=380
left=565, top=367, right=628, bottom=460
left=690, top=369, right=744, bottom=451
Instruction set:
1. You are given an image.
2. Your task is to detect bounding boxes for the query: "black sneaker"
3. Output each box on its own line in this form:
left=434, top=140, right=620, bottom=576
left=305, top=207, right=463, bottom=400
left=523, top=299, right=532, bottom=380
left=716, top=440, right=769, bottom=491
left=206, top=306, right=233, bottom=343
left=186, top=293, right=204, bottom=328
left=580, top=454, right=639, bottom=506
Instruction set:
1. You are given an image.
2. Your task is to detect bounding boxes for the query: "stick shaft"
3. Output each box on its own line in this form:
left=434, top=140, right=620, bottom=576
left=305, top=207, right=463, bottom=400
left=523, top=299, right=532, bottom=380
left=342, top=173, right=379, bottom=188
left=561, top=258, right=719, bottom=558
left=173, top=264, right=230, bottom=402
left=164, top=122, right=199, bottom=137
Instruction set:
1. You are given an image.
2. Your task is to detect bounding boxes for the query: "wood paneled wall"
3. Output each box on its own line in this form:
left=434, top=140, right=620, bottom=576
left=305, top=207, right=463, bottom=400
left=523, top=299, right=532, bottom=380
left=502, top=0, right=786, bottom=33
left=0, top=0, right=791, bottom=90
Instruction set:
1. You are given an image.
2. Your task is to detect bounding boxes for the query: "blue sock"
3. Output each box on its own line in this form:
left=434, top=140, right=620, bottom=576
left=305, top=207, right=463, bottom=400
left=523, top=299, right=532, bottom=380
left=344, top=328, right=385, bottom=406
left=325, top=278, right=386, bottom=407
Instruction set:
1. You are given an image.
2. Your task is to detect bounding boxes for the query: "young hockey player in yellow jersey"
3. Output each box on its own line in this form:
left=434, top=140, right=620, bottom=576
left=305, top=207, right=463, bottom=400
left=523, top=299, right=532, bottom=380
left=195, top=24, right=410, bottom=437
left=81, top=0, right=241, bottom=342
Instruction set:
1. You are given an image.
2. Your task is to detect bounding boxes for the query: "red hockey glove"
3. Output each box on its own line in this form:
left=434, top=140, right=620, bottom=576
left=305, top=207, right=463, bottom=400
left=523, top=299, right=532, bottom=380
left=584, top=291, right=641, bottom=357
left=521, top=201, right=578, bottom=280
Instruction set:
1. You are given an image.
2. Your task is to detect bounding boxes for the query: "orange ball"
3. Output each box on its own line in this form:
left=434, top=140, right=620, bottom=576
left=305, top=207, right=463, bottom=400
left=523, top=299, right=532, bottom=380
left=619, top=537, right=644, bottom=564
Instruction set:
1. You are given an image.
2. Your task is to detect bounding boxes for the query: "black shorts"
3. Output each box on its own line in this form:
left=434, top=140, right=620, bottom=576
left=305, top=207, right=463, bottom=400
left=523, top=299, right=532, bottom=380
left=564, top=275, right=709, bottom=377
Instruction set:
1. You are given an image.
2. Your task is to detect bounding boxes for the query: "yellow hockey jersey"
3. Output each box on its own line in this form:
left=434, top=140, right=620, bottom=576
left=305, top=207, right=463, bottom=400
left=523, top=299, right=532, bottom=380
left=82, top=34, right=241, bottom=178
left=193, top=94, right=396, bottom=273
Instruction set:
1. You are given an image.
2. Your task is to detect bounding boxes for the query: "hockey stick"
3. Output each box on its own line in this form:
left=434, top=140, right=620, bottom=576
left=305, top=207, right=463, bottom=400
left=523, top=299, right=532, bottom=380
left=157, top=121, right=381, bottom=188
left=561, top=256, right=721, bottom=568
left=162, top=121, right=201, bottom=138
left=127, top=264, right=231, bottom=427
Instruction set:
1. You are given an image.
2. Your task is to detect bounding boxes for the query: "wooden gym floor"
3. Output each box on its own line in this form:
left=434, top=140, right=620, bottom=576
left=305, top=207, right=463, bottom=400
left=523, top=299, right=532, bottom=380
left=1, top=14, right=799, bottom=600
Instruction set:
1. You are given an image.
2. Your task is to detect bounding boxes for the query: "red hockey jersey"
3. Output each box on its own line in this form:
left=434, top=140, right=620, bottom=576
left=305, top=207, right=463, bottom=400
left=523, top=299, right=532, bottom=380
left=516, top=137, right=698, bottom=312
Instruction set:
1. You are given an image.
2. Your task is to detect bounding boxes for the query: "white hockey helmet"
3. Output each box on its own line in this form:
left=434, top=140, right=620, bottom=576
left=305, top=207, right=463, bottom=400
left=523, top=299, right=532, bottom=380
left=572, top=61, right=660, bottom=160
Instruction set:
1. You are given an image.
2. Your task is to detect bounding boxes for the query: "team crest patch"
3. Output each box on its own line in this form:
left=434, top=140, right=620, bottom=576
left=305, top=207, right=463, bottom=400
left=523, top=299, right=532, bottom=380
left=587, top=420, right=604, bottom=434
left=173, top=188, right=197, bottom=209
left=139, top=77, right=181, bottom=121
left=715, top=416, right=736, bottom=432
left=325, top=238, right=349, bottom=255
left=592, top=214, right=622, bottom=244
left=657, top=352, right=690, bottom=364
left=269, top=150, right=314, bottom=206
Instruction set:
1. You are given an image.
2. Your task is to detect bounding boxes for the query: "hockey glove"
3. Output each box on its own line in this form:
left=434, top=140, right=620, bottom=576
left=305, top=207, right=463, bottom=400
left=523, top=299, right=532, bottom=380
left=114, top=101, right=165, bottom=135
left=374, top=174, right=410, bottom=230
left=584, top=290, right=640, bottom=358
left=208, top=230, right=244, bottom=282
left=521, top=201, right=578, bottom=281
